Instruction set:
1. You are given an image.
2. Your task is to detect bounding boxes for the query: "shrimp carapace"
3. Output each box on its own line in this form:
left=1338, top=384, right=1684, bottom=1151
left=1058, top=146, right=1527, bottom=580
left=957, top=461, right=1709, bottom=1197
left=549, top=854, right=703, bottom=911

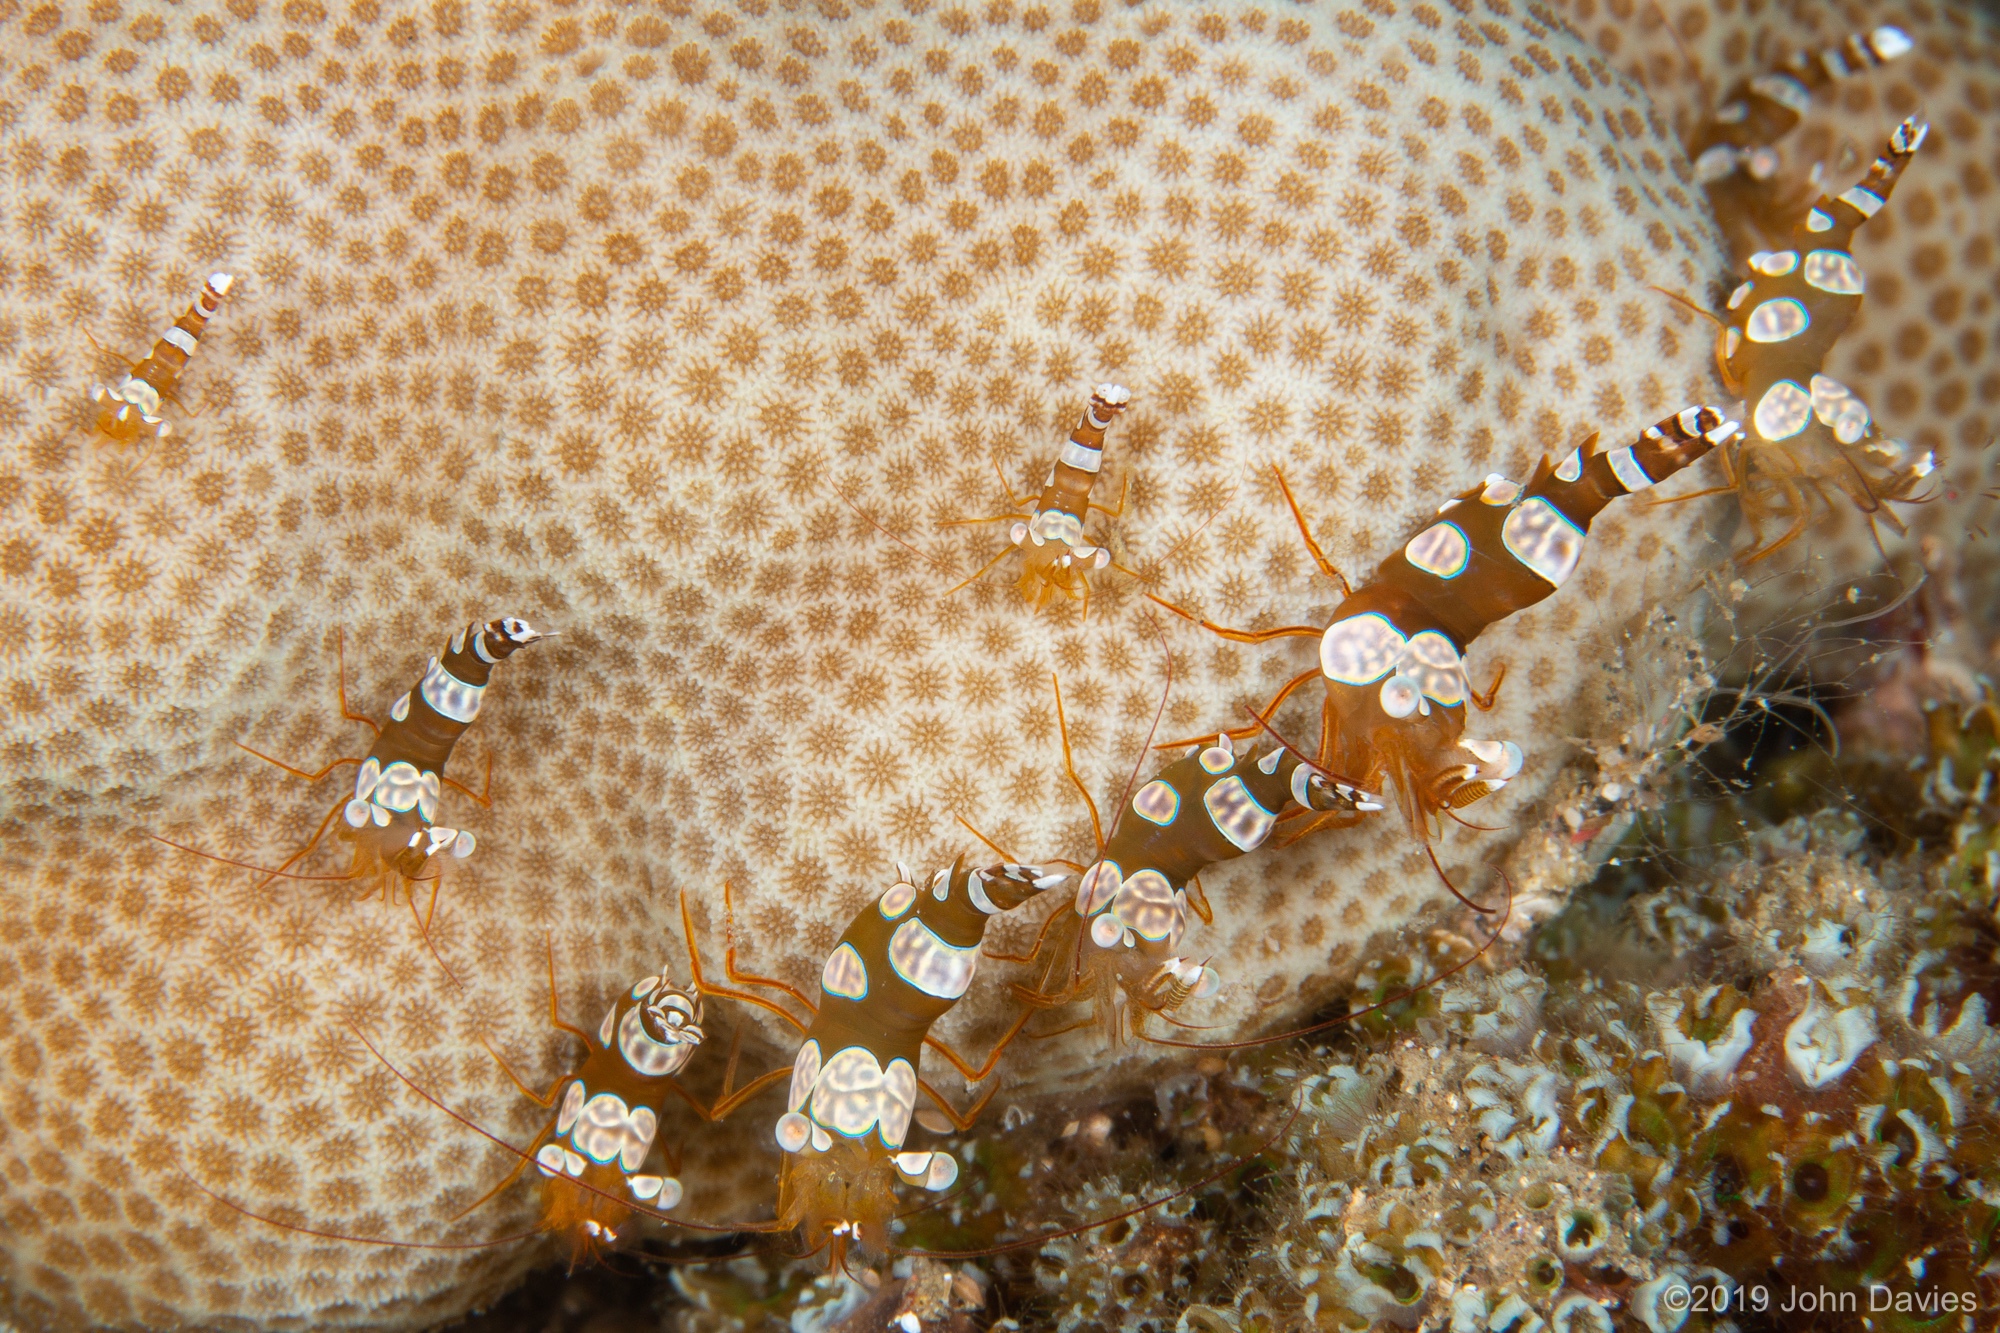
left=340, top=615, right=548, bottom=879
left=1033, top=715, right=1383, bottom=1042
left=90, top=272, right=234, bottom=443
left=773, top=859, right=1063, bottom=1258
left=519, top=970, right=706, bottom=1260
left=157, top=615, right=548, bottom=925
left=1708, top=115, right=1935, bottom=559
left=948, top=383, right=1132, bottom=612
left=1685, top=25, right=1913, bottom=254
left=1155, top=406, right=1742, bottom=833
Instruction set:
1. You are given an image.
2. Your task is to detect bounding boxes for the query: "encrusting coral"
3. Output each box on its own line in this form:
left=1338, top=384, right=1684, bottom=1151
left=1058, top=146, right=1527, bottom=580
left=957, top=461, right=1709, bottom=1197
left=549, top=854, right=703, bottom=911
left=632, top=656, right=2000, bottom=1333
left=0, top=0, right=1759, bottom=1325
left=1161, top=809, right=2000, bottom=1333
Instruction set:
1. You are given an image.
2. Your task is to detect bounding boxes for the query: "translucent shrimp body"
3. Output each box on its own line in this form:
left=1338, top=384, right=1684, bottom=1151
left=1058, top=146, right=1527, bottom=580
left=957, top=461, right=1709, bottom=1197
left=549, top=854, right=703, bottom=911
left=774, top=860, right=1060, bottom=1254
left=91, top=273, right=233, bottom=443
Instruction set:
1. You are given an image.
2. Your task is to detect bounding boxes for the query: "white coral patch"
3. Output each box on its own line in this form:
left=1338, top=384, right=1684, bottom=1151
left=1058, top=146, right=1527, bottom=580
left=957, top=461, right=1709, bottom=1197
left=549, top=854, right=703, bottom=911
left=1784, top=988, right=1878, bottom=1088
left=1439, top=968, right=1545, bottom=1054
left=1649, top=995, right=1757, bottom=1094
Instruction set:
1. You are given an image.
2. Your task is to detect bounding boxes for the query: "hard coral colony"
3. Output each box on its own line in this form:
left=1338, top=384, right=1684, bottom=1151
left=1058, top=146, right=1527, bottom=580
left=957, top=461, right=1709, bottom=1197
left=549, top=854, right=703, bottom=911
left=0, top=0, right=1989, bottom=1330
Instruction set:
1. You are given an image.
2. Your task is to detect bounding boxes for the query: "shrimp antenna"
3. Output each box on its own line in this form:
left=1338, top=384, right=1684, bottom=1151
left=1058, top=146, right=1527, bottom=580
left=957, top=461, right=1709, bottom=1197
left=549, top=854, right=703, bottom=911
left=1145, top=869, right=1514, bottom=1052
left=1647, top=284, right=1725, bottom=328
left=149, top=833, right=358, bottom=883
left=179, top=1168, right=552, bottom=1252
left=890, top=1180, right=979, bottom=1225
left=894, top=1086, right=1305, bottom=1260
left=1423, top=841, right=1501, bottom=916
left=1128, top=479, right=1238, bottom=586
left=825, top=470, right=954, bottom=577
left=345, top=1023, right=787, bottom=1238
left=1441, top=806, right=1505, bottom=833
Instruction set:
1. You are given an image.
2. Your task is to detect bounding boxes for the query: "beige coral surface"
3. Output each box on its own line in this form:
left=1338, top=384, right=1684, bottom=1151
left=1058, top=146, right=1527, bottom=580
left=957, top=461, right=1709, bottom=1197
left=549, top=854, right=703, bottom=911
left=1558, top=0, right=2000, bottom=528
left=0, top=0, right=1736, bottom=1326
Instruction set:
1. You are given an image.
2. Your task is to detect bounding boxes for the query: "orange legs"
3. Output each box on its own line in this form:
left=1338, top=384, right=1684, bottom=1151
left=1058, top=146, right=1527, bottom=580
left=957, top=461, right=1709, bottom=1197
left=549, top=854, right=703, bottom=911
left=479, top=939, right=593, bottom=1109
left=442, top=752, right=494, bottom=808
left=82, top=329, right=138, bottom=374
left=1184, top=873, right=1212, bottom=925
left=224, top=627, right=390, bottom=888
left=234, top=742, right=362, bottom=785
left=1145, top=591, right=1323, bottom=647
left=1269, top=464, right=1351, bottom=595
left=919, top=1007, right=1035, bottom=1087
left=1468, top=663, right=1507, bottom=712
left=916, top=1074, right=1006, bottom=1132
left=1156, top=666, right=1322, bottom=753
left=1052, top=673, right=1106, bottom=855
left=1144, top=466, right=1346, bottom=751
left=264, top=798, right=349, bottom=891
left=666, top=1057, right=791, bottom=1123
left=330, top=628, right=381, bottom=735
left=678, top=883, right=814, bottom=1034
left=938, top=542, right=1022, bottom=600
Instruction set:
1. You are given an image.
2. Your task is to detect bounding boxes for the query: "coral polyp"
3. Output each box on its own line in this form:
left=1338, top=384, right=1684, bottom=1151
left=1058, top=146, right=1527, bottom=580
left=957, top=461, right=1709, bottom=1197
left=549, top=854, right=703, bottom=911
left=1181, top=811, right=2000, bottom=1333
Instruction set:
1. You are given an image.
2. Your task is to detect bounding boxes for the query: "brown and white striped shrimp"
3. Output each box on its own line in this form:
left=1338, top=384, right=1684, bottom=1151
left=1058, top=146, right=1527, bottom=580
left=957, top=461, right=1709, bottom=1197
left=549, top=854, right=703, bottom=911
left=1020, top=680, right=1384, bottom=1044
left=688, top=860, right=1063, bottom=1263
left=89, top=273, right=234, bottom=442
left=156, top=616, right=548, bottom=922
left=190, top=948, right=778, bottom=1266
left=942, top=383, right=1132, bottom=612
left=1152, top=406, right=1742, bottom=838
left=1684, top=25, right=1913, bottom=256
left=1685, top=115, right=1936, bottom=560
left=448, top=953, right=712, bottom=1261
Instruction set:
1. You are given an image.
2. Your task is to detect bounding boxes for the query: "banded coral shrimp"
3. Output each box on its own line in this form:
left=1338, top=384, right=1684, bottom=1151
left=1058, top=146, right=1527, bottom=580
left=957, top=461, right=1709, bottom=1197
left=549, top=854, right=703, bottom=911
left=992, top=665, right=1391, bottom=1050
left=936, top=383, right=1134, bottom=614
left=1684, top=23, right=1917, bottom=257
left=1145, top=407, right=1742, bottom=862
left=670, top=862, right=1074, bottom=1268
left=151, top=617, right=548, bottom=961
left=828, top=381, right=1230, bottom=620
left=86, top=272, right=234, bottom=444
left=1658, top=115, right=1939, bottom=561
